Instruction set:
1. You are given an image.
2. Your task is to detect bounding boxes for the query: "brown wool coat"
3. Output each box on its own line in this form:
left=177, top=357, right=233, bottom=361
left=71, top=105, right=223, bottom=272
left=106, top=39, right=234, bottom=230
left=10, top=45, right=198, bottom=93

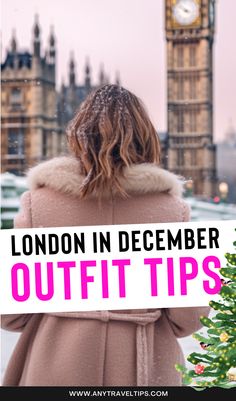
left=1, top=157, right=210, bottom=386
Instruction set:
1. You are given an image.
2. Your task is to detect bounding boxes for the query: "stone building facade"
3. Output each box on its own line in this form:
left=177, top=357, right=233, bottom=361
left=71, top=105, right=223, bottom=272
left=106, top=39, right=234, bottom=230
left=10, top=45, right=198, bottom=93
left=1, top=17, right=62, bottom=175
left=1, top=17, right=118, bottom=175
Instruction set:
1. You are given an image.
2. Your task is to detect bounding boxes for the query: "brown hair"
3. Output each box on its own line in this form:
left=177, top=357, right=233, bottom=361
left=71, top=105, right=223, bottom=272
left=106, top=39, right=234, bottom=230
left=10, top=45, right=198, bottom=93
left=66, top=84, right=161, bottom=198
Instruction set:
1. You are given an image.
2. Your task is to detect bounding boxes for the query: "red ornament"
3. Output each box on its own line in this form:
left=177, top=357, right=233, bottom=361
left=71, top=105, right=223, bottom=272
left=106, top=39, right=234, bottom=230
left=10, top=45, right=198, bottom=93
left=195, top=364, right=205, bottom=374
left=220, top=279, right=232, bottom=286
left=221, top=279, right=227, bottom=286
left=213, top=196, right=220, bottom=204
left=200, top=342, right=208, bottom=350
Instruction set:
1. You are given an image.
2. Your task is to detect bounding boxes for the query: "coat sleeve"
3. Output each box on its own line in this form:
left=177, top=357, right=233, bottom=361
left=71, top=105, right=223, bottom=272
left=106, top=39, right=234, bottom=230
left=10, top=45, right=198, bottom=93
left=1, top=191, right=33, bottom=332
left=14, top=190, right=32, bottom=228
left=182, top=200, right=191, bottom=222
left=1, top=314, right=33, bottom=332
left=164, top=306, right=211, bottom=338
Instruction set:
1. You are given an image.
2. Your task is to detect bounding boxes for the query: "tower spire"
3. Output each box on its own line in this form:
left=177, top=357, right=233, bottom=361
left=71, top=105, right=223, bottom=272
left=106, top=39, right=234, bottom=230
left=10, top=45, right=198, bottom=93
left=33, top=14, right=41, bottom=57
left=61, top=77, right=66, bottom=93
left=49, top=25, right=56, bottom=64
left=115, top=71, right=120, bottom=86
left=11, top=29, right=17, bottom=53
left=85, top=57, right=91, bottom=89
left=69, top=52, right=76, bottom=86
left=99, top=63, right=105, bottom=86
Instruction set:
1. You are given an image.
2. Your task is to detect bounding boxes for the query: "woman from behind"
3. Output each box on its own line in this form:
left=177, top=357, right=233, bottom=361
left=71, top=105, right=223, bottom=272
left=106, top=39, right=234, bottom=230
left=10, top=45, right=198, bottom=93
left=2, top=84, right=209, bottom=386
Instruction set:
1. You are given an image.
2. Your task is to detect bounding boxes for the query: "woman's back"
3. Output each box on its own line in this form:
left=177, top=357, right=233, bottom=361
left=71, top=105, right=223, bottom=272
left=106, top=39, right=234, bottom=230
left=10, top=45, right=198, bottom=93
left=2, top=84, right=209, bottom=387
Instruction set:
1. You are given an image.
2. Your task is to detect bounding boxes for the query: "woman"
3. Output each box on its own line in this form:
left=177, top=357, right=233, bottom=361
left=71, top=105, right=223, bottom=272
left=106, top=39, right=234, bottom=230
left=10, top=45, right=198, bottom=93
left=2, top=84, right=209, bottom=386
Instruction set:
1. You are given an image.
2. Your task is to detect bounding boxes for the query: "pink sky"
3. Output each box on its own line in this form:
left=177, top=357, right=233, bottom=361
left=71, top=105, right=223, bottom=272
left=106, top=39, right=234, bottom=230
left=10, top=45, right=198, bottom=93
left=1, top=0, right=236, bottom=142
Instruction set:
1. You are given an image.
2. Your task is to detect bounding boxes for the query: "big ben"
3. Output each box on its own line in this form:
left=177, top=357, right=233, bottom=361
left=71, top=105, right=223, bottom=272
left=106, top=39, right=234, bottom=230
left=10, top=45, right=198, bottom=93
left=165, top=0, right=217, bottom=197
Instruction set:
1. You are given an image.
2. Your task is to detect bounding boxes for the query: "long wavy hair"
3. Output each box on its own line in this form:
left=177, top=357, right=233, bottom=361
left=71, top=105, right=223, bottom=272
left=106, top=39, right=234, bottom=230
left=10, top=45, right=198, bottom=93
left=66, top=84, right=161, bottom=198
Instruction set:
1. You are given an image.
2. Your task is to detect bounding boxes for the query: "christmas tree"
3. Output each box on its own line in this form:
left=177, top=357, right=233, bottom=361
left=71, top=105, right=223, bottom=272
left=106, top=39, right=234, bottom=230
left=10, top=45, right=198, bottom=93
left=176, top=234, right=236, bottom=388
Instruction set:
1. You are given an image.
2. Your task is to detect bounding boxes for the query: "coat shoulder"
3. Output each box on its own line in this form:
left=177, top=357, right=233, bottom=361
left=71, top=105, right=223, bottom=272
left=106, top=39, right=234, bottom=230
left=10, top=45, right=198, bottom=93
left=26, top=157, right=186, bottom=198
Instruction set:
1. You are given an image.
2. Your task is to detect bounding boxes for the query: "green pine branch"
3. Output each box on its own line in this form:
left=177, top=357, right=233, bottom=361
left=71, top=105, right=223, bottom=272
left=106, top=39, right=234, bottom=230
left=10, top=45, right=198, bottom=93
left=176, top=232, right=236, bottom=388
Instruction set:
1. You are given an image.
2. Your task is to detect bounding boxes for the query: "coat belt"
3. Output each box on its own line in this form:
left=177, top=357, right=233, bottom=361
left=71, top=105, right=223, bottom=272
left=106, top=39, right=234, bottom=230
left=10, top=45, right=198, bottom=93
left=49, top=310, right=162, bottom=386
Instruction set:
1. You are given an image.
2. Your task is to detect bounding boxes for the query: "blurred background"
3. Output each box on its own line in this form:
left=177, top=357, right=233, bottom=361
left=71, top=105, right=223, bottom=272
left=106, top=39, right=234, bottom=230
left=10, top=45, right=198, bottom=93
left=1, top=0, right=236, bottom=383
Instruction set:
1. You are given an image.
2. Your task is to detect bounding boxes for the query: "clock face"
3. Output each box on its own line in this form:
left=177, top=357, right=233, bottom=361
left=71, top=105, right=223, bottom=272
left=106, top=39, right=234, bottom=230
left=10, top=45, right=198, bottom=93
left=173, top=0, right=200, bottom=26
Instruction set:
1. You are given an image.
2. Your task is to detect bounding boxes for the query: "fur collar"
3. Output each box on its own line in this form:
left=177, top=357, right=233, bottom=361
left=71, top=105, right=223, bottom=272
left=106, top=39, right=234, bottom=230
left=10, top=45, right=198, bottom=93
left=27, top=156, right=184, bottom=197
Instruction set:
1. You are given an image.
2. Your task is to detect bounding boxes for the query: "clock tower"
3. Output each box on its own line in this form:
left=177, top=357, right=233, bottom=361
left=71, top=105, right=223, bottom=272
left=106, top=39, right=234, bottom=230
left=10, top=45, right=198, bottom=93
left=165, top=0, right=217, bottom=197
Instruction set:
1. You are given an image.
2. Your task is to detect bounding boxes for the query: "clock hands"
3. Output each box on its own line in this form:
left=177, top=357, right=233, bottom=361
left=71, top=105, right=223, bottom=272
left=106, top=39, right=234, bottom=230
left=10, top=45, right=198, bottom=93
left=180, top=5, right=190, bottom=14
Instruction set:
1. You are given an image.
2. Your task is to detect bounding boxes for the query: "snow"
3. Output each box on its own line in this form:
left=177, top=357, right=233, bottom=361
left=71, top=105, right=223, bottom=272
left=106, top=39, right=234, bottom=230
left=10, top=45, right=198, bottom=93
left=1, top=212, right=18, bottom=220
left=0, top=173, right=27, bottom=189
left=186, top=197, right=236, bottom=221
left=1, top=198, right=20, bottom=208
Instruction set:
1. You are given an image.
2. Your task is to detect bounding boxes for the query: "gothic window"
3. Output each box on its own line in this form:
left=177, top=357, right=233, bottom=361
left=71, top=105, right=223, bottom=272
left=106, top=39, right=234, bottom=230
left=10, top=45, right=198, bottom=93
left=10, top=88, right=22, bottom=105
left=177, top=149, right=184, bottom=166
left=189, top=76, right=197, bottom=99
left=177, top=110, right=184, bottom=132
left=177, top=46, right=184, bottom=68
left=191, top=149, right=197, bottom=166
left=8, top=130, right=24, bottom=156
left=190, top=110, right=197, bottom=132
left=42, top=131, right=47, bottom=157
left=177, top=76, right=184, bottom=99
left=189, top=45, right=197, bottom=67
